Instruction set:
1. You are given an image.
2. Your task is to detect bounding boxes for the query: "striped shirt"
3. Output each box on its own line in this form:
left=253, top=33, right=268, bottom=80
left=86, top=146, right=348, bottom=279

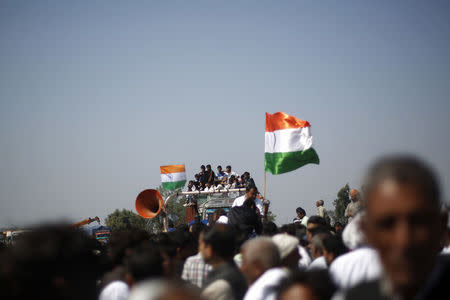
left=181, top=253, right=213, bottom=288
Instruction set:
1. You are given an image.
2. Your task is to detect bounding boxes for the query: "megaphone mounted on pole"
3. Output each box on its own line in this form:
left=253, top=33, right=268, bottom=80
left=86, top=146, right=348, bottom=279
left=135, top=189, right=164, bottom=219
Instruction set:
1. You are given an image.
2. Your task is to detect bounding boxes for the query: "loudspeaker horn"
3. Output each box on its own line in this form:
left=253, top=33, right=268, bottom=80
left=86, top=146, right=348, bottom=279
left=135, top=189, right=163, bottom=219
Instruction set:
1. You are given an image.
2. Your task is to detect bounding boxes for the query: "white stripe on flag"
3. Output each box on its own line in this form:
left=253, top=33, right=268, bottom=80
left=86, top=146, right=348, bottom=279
left=161, top=172, right=187, bottom=183
left=265, top=127, right=313, bottom=153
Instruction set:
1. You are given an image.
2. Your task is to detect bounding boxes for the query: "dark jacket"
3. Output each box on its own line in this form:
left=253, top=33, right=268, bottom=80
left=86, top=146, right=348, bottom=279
left=204, top=261, right=247, bottom=300
left=228, top=205, right=262, bottom=236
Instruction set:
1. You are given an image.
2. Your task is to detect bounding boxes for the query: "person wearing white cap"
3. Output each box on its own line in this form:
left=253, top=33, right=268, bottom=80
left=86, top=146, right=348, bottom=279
left=271, top=233, right=301, bottom=271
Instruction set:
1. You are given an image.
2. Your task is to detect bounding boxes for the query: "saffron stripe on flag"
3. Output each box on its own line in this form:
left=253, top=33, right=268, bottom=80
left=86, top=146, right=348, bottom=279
left=160, top=165, right=186, bottom=174
left=265, top=112, right=310, bottom=132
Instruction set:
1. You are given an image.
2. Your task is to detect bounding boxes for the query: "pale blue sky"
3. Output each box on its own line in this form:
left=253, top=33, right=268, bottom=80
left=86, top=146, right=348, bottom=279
left=1, top=1, right=449, bottom=226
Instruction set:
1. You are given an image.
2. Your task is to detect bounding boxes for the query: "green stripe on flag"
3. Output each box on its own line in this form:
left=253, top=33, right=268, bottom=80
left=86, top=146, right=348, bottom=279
left=162, top=180, right=186, bottom=190
left=265, top=148, right=319, bottom=175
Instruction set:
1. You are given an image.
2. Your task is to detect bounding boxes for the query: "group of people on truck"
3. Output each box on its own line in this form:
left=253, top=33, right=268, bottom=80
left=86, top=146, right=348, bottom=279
left=187, top=165, right=255, bottom=192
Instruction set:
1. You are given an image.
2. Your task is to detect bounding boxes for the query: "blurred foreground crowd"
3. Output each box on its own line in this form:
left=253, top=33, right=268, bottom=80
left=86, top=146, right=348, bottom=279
left=0, top=155, right=449, bottom=300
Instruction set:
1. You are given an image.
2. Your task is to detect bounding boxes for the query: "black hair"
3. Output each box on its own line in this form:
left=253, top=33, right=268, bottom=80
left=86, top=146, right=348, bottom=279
left=2, top=224, right=102, bottom=300
left=276, top=270, right=337, bottom=300
left=296, top=207, right=306, bottom=215
left=279, top=224, right=297, bottom=237
left=125, top=241, right=163, bottom=282
left=217, top=165, right=222, bottom=169
left=190, top=219, right=207, bottom=246
left=262, top=221, right=278, bottom=237
left=156, top=233, right=178, bottom=258
left=293, top=223, right=307, bottom=241
left=108, top=230, right=151, bottom=266
left=322, top=234, right=348, bottom=258
left=171, top=228, right=194, bottom=248
left=246, top=184, right=258, bottom=193
left=309, top=226, right=330, bottom=237
left=201, top=165, right=205, bottom=169
left=364, top=154, right=441, bottom=210
left=202, top=224, right=236, bottom=260
left=307, top=215, right=328, bottom=227
left=226, top=165, right=231, bottom=170
left=206, top=164, right=211, bottom=169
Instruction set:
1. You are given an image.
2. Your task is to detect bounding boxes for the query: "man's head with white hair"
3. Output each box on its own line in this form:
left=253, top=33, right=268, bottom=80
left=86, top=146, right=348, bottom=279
left=272, top=234, right=300, bottom=269
left=240, top=237, right=281, bottom=285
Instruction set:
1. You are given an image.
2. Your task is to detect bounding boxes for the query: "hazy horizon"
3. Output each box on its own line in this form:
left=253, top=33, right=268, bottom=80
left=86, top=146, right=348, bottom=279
left=1, top=1, right=449, bottom=228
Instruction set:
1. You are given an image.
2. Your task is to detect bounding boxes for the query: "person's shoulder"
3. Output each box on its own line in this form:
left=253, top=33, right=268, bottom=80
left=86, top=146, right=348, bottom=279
left=202, top=279, right=233, bottom=300
left=309, top=256, right=327, bottom=270
left=342, top=279, right=386, bottom=300
left=331, top=247, right=378, bottom=267
left=233, top=195, right=245, bottom=202
left=99, top=281, right=129, bottom=300
left=185, top=252, right=202, bottom=263
left=264, top=267, right=288, bottom=279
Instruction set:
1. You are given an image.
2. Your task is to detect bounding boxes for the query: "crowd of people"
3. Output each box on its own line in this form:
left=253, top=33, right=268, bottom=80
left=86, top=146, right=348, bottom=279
left=187, top=165, right=255, bottom=192
left=0, top=155, right=449, bottom=300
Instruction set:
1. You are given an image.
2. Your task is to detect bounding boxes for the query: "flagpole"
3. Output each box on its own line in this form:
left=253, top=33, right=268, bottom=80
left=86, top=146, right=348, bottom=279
left=263, top=171, right=266, bottom=201
left=263, top=113, right=268, bottom=220
left=263, top=169, right=269, bottom=220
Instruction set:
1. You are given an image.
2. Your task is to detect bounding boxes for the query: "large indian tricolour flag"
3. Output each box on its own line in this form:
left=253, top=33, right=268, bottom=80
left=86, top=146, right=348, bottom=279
left=160, top=164, right=187, bottom=190
left=265, top=112, right=319, bottom=175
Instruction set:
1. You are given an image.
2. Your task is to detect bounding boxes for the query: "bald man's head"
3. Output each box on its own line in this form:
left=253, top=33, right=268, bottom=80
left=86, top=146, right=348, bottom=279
left=363, top=155, right=441, bottom=211
left=240, top=237, right=280, bottom=285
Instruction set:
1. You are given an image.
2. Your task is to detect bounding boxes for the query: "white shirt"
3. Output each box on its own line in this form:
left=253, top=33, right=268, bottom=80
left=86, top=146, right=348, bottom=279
left=99, top=281, right=129, bottom=300
left=293, top=216, right=309, bottom=226
left=317, top=206, right=325, bottom=218
left=187, top=185, right=197, bottom=192
left=342, top=212, right=365, bottom=250
left=224, top=171, right=238, bottom=178
left=216, top=215, right=228, bottom=224
left=329, top=247, right=382, bottom=289
left=224, top=183, right=236, bottom=190
left=308, top=256, right=327, bottom=270
left=203, top=186, right=216, bottom=193
left=232, top=195, right=264, bottom=215
left=243, top=268, right=288, bottom=300
left=298, top=245, right=312, bottom=269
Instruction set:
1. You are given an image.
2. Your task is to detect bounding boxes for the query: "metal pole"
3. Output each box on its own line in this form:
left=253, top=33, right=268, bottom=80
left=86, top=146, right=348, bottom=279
left=263, top=171, right=267, bottom=201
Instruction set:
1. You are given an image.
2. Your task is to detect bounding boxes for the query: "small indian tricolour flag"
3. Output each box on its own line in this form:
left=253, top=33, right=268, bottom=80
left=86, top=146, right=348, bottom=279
left=160, top=164, right=187, bottom=190
left=265, top=112, right=319, bottom=175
